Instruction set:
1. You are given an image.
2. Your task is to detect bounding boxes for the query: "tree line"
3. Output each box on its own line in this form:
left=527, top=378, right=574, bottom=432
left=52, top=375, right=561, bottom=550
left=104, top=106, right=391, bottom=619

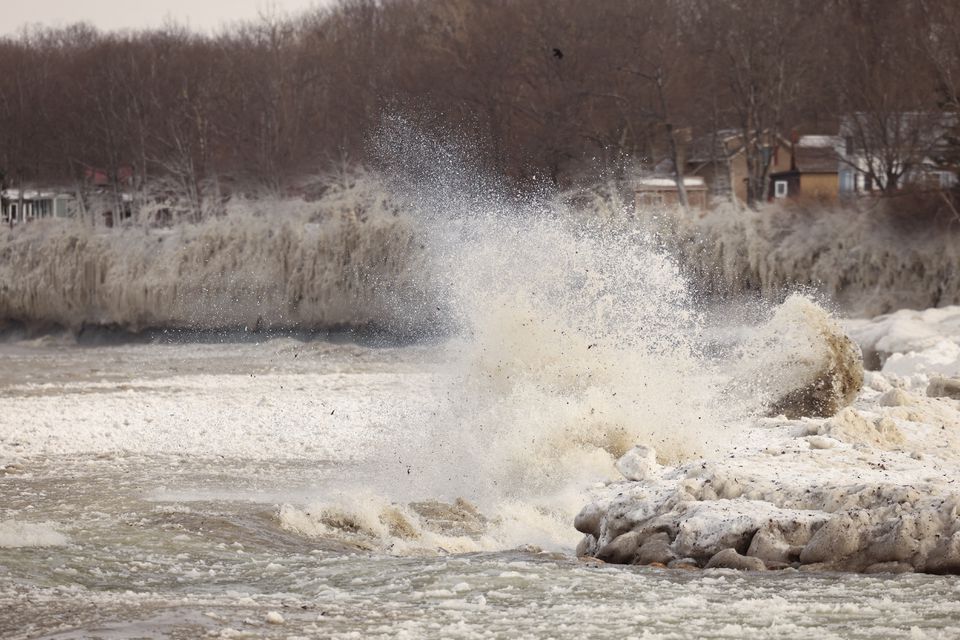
left=1, top=0, right=959, bottom=212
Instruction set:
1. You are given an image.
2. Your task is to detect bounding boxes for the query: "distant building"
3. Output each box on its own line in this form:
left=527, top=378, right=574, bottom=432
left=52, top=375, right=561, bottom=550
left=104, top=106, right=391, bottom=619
left=685, top=129, right=793, bottom=204
left=84, top=166, right=135, bottom=187
left=635, top=176, right=708, bottom=210
left=769, top=135, right=842, bottom=201
left=1, top=189, right=76, bottom=225
left=838, top=112, right=958, bottom=194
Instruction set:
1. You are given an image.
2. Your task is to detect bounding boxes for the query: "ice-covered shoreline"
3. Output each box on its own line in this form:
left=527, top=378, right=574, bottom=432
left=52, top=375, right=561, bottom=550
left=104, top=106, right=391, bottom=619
left=0, top=178, right=438, bottom=337
left=5, top=180, right=960, bottom=338
left=575, top=306, right=960, bottom=575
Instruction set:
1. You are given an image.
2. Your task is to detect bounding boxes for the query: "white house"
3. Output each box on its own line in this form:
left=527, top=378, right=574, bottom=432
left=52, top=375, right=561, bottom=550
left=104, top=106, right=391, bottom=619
left=1, top=189, right=76, bottom=224
left=838, top=113, right=958, bottom=194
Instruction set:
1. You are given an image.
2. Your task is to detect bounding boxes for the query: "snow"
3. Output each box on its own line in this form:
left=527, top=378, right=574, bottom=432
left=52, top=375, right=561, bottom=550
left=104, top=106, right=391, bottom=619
left=636, top=177, right=706, bottom=188
left=798, top=135, right=843, bottom=148
left=1, top=189, right=68, bottom=201
left=848, top=307, right=960, bottom=358
left=0, top=369, right=432, bottom=461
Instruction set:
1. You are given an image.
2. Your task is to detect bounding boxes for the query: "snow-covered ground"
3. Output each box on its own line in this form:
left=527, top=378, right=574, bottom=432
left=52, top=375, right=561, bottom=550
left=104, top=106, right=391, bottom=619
left=577, top=306, right=960, bottom=575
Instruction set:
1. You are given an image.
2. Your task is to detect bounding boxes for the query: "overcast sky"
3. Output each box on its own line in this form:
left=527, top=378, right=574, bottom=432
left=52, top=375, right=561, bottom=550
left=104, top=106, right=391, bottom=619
left=5, top=0, right=324, bottom=35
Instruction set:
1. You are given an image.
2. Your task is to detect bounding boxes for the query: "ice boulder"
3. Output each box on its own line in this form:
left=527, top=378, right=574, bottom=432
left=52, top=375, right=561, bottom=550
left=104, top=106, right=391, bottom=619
left=750, top=296, right=865, bottom=419
left=615, top=445, right=660, bottom=481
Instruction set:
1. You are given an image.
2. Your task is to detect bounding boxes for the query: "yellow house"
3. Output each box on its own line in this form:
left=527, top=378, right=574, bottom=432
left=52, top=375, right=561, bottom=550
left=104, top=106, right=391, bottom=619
left=769, top=136, right=841, bottom=201
left=685, top=129, right=793, bottom=204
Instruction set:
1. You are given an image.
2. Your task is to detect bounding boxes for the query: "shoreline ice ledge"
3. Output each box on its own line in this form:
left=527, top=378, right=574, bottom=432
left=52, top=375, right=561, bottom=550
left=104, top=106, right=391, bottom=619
left=575, top=305, right=960, bottom=575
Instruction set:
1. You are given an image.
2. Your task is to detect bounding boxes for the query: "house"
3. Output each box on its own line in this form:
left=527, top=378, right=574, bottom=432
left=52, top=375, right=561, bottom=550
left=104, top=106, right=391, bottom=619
left=768, top=135, right=842, bottom=201
left=685, top=129, right=793, bottom=204
left=635, top=176, right=708, bottom=210
left=838, top=112, right=958, bottom=194
left=1, top=189, right=76, bottom=225
left=84, top=166, right=134, bottom=187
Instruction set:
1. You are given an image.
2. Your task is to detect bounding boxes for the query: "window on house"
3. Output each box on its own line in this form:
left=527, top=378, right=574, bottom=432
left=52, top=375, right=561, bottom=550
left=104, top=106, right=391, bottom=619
left=840, top=170, right=853, bottom=193
left=774, top=180, right=789, bottom=198
left=864, top=175, right=873, bottom=191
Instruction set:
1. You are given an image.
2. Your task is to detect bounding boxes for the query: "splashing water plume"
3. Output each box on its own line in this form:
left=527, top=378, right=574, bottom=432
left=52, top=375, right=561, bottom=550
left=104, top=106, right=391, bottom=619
left=287, top=128, right=737, bottom=552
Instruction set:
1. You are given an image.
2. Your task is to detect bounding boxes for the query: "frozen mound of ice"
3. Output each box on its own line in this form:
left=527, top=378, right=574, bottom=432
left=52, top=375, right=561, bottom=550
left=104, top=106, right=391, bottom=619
left=728, top=295, right=863, bottom=418
left=847, top=306, right=960, bottom=405
left=847, top=306, right=960, bottom=371
left=815, top=407, right=905, bottom=449
left=575, top=305, right=960, bottom=575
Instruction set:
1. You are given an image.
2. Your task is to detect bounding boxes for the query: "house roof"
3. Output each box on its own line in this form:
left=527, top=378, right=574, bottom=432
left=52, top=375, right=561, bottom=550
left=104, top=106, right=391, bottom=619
left=2, top=188, right=74, bottom=200
left=794, top=146, right=840, bottom=174
left=636, top=176, right=706, bottom=190
left=798, top=135, right=842, bottom=148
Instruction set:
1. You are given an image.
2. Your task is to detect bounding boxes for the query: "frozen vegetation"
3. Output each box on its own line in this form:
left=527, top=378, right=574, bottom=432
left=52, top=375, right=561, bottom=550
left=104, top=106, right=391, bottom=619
left=3, top=175, right=960, bottom=336
left=650, top=200, right=960, bottom=316
left=0, top=172, right=434, bottom=336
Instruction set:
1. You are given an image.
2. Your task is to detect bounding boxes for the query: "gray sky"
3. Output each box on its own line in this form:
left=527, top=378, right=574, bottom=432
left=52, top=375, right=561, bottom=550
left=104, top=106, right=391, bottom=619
left=5, top=0, right=324, bottom=35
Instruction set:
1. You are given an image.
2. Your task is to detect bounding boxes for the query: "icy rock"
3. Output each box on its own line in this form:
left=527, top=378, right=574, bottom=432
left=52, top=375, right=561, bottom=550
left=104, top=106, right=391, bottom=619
left=575, top=534, right=597, bottom=558
left=615, top=445, right=659, bottom=482
left=671, top=503, right=764, bottom=559
left=817, top=408, right=905, bottom=449
left=879, top=388, right=914, bottom=407
left=265, top=611, right=285, bottom=625
left=635, top=532, right=675, bottom=565
left=870, top=510, right=941, bottom=565
left=596, top=530, right=642, bottom=564
left=806, top=435, right=838, bottom=450
left=747, top=526, right=800, bottom=564
left=799, top=512, right=869, bottom=564
left=574, top=503, right=604, bottom=536
left=928, top=376, right=960, bottom=400
left=705, top=548, right=766, bottom=571
left=924, top=531, right=960, bottom=574
left=863, top=371, right=893, bottom=393
left=767, top=310, right=864, bottom=419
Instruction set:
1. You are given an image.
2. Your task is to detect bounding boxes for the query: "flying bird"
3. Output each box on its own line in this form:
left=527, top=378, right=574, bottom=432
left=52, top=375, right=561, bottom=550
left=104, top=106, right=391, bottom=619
left=552, top=48, right=564, bottom=60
